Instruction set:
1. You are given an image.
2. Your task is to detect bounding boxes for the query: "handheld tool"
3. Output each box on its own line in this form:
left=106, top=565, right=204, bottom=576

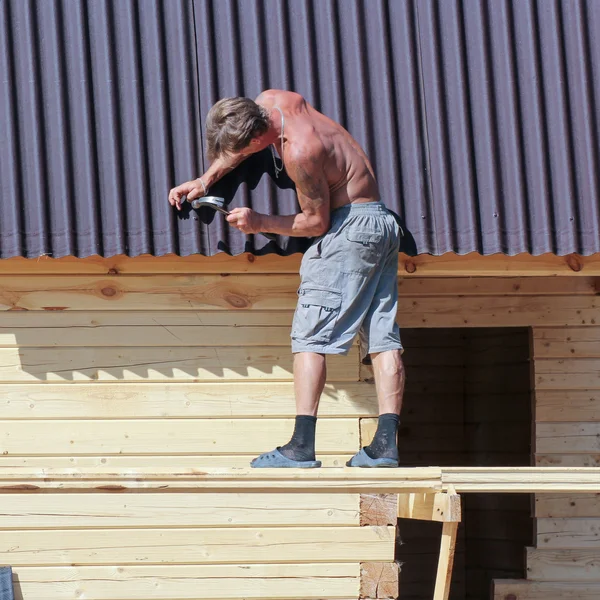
left=189, top=196, right=277, bottom=241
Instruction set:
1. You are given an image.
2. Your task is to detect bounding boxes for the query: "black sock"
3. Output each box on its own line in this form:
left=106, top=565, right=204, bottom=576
left=279, top=415, right=317, bottom=462
left=364, top=413, right=400, bottom=460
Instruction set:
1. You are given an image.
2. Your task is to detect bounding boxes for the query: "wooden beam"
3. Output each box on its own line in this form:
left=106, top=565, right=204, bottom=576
left=535, top=493, right=600, bottom=518
left=0, top=466, right=443, bottom=493
left=13, top=563, right=359, bottom=599
left=0, top=526, right=395, bottom=566
left=433, top=521, right=459, bottom=600
left=397, top=491, right=461, bottom=522
left=3, top=252, right=600, bottom=276
left=359, top=562, right=399, bottom=598
left=493, top=579, right=600, bottom=599
left=526, top=548, right=600, bottom=581
left=442, top=467, right=600, bottom=492
left=359, top=494, right=398, bottom=526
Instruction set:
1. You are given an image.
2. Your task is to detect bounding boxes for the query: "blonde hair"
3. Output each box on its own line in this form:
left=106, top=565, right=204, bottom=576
left=206, top=97, right=270, bottom=160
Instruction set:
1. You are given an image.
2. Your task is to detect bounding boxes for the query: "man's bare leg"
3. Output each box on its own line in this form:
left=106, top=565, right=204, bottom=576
left=276, top=352, right=326, bottom=462
left=371, top=349, right=405, bottom=414
left=348, top=349, right=405, bottom=466
left=293, top=352, right=327, bottom=415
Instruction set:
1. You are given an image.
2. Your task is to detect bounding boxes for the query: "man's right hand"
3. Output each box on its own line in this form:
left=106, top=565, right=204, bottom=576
left=168, top=178, right=206, bottom=211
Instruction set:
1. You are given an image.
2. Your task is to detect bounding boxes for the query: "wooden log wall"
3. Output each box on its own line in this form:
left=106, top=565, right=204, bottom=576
left=494, top=325, right=600, bottom=598
left=0, top=255, right=599, bottom=600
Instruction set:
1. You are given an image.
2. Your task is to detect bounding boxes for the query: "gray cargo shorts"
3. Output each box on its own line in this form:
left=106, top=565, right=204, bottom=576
left=291, top=201, right=403, bottom=360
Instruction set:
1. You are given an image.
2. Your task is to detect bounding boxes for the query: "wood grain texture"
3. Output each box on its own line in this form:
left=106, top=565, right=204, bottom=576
left=0, top=275, right=593, bottom=312
left=536, top=423, right=600, bottom=453
left=0, top=492, right=361, bottom=528
left=535, top=494, right=600, bottom=518
left=537, top=518, right=600, bottom=549
left=535, top=359, right=600, bottom=390
left=0, top=418, right=359, bottom=455
left=493, top=579, right=600, bottom=599
left=536, top=454, right=600, bottom=467
left=536, top=390, right=600, bottom=422
left=0, top=526, right=395, bottom=565
left=0, top=346, right=359, bottom=382
left=360, top=562, right=399, bottom=598
left=4, top=251, right=600, bottom=276
left=533, top=327, right=600, bottom=358
left=526, top=548, right=600, bottom=581
left=397, top=492, right=461, bottom=523
left=0, top=382, right=377, bottom=419
left=359, top=495, right=398, bottom=526
left=11, top=563, right=359, bottom=599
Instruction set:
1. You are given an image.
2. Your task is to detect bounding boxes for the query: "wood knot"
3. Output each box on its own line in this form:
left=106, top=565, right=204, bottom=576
left=247, top=254, right=255, bottom=263
left=404, top=261, right=417, bottom=274
left=101, top=287, right=117, bottom=297
left=108, top=267, right=119, bottom=275
left=566, top=254, right=583, bottom=272
left=224, top=293, right=250, bottom=309
left=504, top=595, right=517, bottom=600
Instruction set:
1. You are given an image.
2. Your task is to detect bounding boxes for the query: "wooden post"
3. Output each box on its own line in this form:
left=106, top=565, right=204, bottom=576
left=432, top=486, right=460, bottom=600
left=433, top=520, right=459, bottom=600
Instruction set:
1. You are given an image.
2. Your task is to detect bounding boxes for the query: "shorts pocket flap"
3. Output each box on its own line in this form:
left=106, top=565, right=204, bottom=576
left=298, top=287, right=342, bottom=310
left=346, top=229, right=382, bottom=244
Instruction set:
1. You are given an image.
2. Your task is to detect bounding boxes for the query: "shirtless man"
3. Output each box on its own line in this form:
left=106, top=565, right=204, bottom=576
left=169, top=90, right=405, bottom=468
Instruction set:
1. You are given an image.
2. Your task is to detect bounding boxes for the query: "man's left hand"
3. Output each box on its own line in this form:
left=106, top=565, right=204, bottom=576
left=226, top=208, right=264, bottom=235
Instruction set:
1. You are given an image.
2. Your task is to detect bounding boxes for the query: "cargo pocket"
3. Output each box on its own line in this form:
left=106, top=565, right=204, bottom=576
left=344, top=228, right=383, bottom=272
left=292, top=286, right=343, bottom=343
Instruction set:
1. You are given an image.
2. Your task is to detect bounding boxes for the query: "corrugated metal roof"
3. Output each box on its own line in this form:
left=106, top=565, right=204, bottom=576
left=1, top=0, right=599, bottom=258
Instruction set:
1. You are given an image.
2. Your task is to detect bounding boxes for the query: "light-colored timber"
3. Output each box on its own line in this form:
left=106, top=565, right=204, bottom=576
left=397, top=491, right=462, bottom=522
left=526, top=548, right=600, bottom=581
left=359, top=562, right=399, bottom=598
left=536, top=518, right=600, bottom=549
left=433, top=521, right=460, bottom=600
left=0, top=526, right=395, bottom=566
left=442, top=467, right=600, bottom=492
left=359, top=494, right=398, bottom=526
left=493, top=579, right=600, bottom=599
left=535, top=493, right=600, bottom=518
left=3, top=251, right=599, bottom=276
left=0, top=382, right=378, bottom=419
left=0, top=418, right=359, bottom=455
left=0, top=492, right=361, bottom=528
left=0, top=466, right=443, bottom=493
left=12, top=563, right=359, bottom=599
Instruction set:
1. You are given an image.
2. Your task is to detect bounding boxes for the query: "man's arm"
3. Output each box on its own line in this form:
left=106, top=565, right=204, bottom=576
left=168, top=153, right=248, bottom=210
left=228, top=142, right=330, bottom=237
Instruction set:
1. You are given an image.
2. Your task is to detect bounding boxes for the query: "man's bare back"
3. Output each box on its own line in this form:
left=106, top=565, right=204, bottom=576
left=256, top=90, right=380, bottom=211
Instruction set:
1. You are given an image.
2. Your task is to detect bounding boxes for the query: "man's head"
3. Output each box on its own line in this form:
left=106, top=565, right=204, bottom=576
left=206, top=97, right=271, bottom=161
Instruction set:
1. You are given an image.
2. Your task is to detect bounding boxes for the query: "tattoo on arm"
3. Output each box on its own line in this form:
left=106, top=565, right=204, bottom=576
left=288, top=151, right=329, bottom=215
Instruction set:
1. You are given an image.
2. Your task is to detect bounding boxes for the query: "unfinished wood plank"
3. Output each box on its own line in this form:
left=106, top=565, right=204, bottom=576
left=535, top=494, right=600, bottom=518
left=433, top=521, right=459, bottom=600
left=526, top=548, right=600, bottom=581
left=0, top=275, right=593, bottom=312
left=533, top=327, right=600, bottom=358
left=536, top=390, right=600, bottom=422
left=0, top=466, right=443, bottom=493
left=536, top=423, right=600, bottom=453
left=537, top=518, right=600, bottom=549
left=0, top=310, right=293, bottom=346
left=0, top=274, right=300, bottom=311
left=0, top=526, right=395, bottom=565
left=398, top=296, right=600, bottom=328
left=0, top=346, right=359, bottom=382
left=12, top=563, right=358, bottom=599
left=493, top=579, right=600, bottom=599
left=6, top=251, right=600, bottom=276
left=0, top=382, right=377, bottom=419
left=442, top=467, right=600, bottom=493
left=536, top=454, right=600, bottom=467
left=397, top=492, right=461, bottom=523
left=360, top=562, right=399, bottom=598
left=0, top=492, right=361, bottom=528
left=359, top=494, right=398, bottom=526
left=0, top=454, right=353, bottom=469
left=535, top=358, right=600, bottom=390
left=0, top=418, right=359, bottom=455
